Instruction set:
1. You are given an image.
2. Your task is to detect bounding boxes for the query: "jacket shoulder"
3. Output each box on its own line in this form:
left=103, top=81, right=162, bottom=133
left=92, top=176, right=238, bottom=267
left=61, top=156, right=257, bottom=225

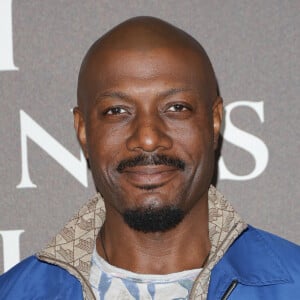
left=208, top=226, right=300, bottom=299
left=0, top=255, right=83, bottom=299
left=244, top=225, right=300, bottom=283
left=249, top=226, right=300, bottom=264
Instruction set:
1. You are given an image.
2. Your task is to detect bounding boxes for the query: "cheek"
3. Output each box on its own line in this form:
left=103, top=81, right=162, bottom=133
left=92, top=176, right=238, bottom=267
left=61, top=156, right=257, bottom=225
left=173, top=119, right=214, bottom=161
left=86, top=131, right=123, bottom=197
left=87, top=114, right=124, bottom=160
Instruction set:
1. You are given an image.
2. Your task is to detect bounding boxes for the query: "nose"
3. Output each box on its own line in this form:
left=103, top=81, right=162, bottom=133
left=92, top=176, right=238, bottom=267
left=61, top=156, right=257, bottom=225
left=126, top=114, right=172, bottom=153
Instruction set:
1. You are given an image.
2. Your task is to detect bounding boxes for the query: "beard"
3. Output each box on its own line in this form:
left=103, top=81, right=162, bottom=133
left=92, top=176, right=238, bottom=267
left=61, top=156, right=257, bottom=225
left=123, top=205, right=184, bottom=233
left=116, top=154, right=187, bottom=232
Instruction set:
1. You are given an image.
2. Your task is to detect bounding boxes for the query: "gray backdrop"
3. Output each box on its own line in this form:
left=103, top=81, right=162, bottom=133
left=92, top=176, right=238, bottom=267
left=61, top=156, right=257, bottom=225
left=0, top=0, right=299, bottom=274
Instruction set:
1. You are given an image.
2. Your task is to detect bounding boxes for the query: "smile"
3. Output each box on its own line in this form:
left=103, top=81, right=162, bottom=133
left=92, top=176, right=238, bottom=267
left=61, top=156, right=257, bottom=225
left=121, top=165, right=181, bottom=188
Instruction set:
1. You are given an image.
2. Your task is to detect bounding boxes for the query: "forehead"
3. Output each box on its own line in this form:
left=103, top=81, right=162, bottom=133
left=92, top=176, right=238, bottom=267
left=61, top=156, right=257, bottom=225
left=79, top=46, right=212, bottom=107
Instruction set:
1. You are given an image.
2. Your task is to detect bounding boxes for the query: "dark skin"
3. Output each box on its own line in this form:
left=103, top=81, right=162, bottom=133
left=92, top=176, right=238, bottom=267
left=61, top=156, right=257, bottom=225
left=74, top=17, right=223, bottom=274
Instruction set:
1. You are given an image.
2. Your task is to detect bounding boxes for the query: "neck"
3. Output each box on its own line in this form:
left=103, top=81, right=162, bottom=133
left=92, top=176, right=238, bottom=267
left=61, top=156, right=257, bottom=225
left=96, top=197, right=210, bottom=274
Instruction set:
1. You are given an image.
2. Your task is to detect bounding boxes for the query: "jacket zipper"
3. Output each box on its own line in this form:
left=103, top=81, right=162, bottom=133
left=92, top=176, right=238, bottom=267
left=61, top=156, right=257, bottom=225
left=221, top=280, right=238, bottom=300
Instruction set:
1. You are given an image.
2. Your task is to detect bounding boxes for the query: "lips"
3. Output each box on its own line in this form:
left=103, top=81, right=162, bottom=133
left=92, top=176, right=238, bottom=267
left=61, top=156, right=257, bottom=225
left=121, top=165, right=180, bottom=188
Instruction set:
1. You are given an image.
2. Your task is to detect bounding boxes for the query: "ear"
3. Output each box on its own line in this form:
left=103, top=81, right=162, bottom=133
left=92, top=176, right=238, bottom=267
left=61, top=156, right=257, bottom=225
left=73, top=107, right=88, bottom=158
left=212, top=97, right=223, bottom=150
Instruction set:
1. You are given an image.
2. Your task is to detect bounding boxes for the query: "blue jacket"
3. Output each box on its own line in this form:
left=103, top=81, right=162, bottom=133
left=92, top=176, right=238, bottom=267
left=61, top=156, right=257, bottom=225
left=1, top=226, right=300, bottom=299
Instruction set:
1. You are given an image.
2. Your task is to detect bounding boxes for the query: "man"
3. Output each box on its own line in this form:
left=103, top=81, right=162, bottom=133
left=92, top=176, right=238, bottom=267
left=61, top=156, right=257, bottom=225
left=1, top=16, right=299, bottom=299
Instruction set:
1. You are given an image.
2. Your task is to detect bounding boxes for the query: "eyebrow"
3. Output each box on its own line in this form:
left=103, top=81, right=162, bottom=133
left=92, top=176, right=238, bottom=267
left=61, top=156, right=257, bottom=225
left=158, top=87, right=192, bottom=98
left=95, top=87, right=192, bottom=103
left=95, top=91, right=131, bottom=102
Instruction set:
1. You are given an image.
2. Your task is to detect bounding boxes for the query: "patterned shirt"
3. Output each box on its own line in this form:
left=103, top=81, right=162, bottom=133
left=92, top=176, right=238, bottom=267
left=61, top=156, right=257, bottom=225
left=89, top=247, right=202, bottom=300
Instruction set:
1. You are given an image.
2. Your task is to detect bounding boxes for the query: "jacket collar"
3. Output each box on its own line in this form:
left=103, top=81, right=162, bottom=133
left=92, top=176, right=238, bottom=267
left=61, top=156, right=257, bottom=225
left=190, top=187, right=248, bottom=298
left=37, top=186, right=248, bottom=300
left=37, top=194, right=105, bottom=300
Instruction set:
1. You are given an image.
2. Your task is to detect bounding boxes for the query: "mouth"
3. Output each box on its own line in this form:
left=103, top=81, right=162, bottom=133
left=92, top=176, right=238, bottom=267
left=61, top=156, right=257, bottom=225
left=121, top=165, right=181, bottom=189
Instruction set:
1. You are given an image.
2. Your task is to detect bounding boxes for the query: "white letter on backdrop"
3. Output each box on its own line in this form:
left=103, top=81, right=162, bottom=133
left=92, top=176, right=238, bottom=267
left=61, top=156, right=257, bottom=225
left=219, top=101, right=269, bottom=181
left=0, top=230, right=24, bottom=273
left=17, top=110, right=87, bottom=188
left=0, top=0, right=18, bottom=71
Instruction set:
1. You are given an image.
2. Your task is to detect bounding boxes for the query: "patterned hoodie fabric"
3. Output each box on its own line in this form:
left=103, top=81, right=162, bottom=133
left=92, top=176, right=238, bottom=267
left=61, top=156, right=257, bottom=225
left=37, top=186, right=247, bottom=300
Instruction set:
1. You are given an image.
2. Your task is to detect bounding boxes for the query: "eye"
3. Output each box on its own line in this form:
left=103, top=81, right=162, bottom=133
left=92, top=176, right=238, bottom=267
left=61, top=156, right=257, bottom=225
left=167, top=104, right=189, bottom=112
left=104, top=106, right=127, bottom=115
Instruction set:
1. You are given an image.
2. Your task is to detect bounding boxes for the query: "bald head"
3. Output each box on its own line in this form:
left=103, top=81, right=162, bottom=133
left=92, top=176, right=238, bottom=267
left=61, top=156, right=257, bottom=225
left=77, top=16, right=218, bottom=111
left=85, top=16, right=206, bottom=52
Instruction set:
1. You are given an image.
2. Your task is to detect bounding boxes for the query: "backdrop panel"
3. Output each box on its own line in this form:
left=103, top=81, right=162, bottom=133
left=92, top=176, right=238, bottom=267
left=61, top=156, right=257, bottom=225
left=0, top=0, right=299, bottom=273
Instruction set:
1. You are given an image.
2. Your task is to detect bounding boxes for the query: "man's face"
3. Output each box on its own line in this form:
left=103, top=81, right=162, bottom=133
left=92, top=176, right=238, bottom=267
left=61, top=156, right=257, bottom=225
left=75, top=46, right=222, bottom=231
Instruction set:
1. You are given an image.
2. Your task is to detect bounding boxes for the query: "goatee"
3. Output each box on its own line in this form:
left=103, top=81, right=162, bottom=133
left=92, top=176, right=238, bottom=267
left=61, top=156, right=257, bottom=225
left=123, top=206, right=184, bottom=233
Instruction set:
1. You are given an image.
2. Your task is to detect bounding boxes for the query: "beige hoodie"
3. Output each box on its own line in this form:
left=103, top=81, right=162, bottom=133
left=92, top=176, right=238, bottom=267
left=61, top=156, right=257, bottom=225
left=37, top=186, right=247, bottom=299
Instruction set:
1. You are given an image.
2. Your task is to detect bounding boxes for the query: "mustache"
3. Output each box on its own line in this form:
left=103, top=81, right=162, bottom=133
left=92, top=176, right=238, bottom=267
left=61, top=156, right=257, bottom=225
left=116, top=154, right=185, bottom=173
